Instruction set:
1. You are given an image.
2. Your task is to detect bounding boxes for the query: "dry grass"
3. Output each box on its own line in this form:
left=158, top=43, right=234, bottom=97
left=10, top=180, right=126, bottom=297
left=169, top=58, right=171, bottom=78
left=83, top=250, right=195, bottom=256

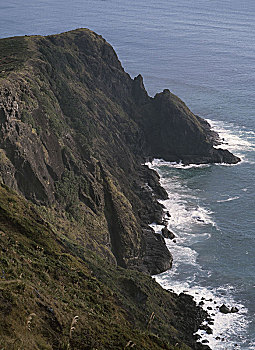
left=0, top=174, right=197, bottom=350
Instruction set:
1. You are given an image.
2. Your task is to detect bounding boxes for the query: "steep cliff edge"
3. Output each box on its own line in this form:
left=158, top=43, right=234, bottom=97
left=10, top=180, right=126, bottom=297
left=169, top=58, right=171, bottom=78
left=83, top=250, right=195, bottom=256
left=0, top=29, right=240, bottom=277
left=0, top=28, right=238, bottom=349
left=0, top=29, right=172, bottom=275
left=132, top=75, right=240, bottom=164
left=0, top=184, right=209, bottom=350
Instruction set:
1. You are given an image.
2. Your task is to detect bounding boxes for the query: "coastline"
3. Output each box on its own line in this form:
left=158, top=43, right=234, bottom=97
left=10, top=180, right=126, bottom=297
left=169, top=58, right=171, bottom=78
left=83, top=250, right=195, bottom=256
left=148, top=156, right=248, bottom=350
left=147, top=163, right=212, bottom=350
left=0, top=29, right=249, bottom=349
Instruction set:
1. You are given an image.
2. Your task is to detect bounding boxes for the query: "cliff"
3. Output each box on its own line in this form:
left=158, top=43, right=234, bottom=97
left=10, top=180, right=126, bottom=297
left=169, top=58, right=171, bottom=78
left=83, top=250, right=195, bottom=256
left=0, top=183, right=209, bottom=350
left=0, top=29, right=173, bottom=275
left=0, top=28, right=238, bottom=349
left=0, top=29, right=239, bottom=272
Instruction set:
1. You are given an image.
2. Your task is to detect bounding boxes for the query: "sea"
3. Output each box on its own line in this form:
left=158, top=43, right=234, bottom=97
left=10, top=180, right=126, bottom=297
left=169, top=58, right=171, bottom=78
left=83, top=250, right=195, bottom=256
left=0, top=0, right=254, bottom=348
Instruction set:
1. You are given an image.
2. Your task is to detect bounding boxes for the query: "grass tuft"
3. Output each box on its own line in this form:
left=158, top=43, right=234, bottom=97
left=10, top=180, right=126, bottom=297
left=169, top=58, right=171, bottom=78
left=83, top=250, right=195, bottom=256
left=69, top=315, right=79, bottom=339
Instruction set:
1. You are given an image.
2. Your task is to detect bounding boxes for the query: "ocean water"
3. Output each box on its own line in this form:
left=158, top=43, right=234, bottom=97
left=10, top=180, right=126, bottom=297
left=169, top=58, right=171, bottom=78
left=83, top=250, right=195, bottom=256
left=1, top=1, right=255, bottom=348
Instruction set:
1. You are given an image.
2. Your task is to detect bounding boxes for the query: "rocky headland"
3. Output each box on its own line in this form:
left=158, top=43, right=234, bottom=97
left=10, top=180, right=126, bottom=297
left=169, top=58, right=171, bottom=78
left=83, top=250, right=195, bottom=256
left=0, top=28, right=240, bottom=349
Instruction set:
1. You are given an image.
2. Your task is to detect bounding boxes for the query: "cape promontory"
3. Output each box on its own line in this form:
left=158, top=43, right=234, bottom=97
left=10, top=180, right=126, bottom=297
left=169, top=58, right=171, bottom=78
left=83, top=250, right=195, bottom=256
left=0, top=28, right=238, bottom=349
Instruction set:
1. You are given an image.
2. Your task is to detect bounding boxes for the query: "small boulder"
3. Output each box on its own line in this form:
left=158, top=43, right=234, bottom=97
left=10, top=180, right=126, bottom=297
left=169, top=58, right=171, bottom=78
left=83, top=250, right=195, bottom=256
left=206, top=327, right=213, bottom=335
left=193, top=334, right=201, bottom=341
left=219, top=304, right=231, bottom=314
left=161, top=226, right=175, bottom=239
left=200, top=324, right=213, bottom=335
left=231, top=306, right=239, bottom=313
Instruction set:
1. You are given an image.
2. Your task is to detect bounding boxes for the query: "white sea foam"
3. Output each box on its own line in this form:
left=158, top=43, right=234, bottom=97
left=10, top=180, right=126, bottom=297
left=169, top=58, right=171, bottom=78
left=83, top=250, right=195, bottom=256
left=217, top=196, right=240, bottom=203
left=206, top=118, right=255, bottom=162
left=147, top=117, right=255, bottom=348
left=154, top=272, right=249, bottom=350
left=149, top=156, right=250, bottom=349
left=157, top=179, right=217, bottom=233
left=147, top=158, right=210, bottom=169
left=146, top=118, right=255, bottom=168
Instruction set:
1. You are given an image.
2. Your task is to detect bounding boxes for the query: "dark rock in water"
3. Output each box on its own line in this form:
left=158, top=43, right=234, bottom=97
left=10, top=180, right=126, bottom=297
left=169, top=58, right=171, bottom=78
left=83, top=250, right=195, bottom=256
left=146, top=168, right=169, bottom=200
left=174, top=291, right=209, bottom=348
left=231, top=306, right=239, bottom=313
left=179, top=292, right=193, bottom=300
left=139, top=88, right=241, bottom=165
left=142, top=229, right=173, bottom=275
left=206, top=327, right=213, bottom=335
left=202, top=339, right=209, bottom=344
left=201, top=344, right=211, bottom=350
left=200, top=324, right=213, bottom=335
left=161, top=226, right=175, bottom=239
left=194, top=334, right=201, bottom=341
left=196, top=217, right=205, bottom=222
left=219, top=304, right=231, bottom=314
left=197, top=344, right=211, bottom=350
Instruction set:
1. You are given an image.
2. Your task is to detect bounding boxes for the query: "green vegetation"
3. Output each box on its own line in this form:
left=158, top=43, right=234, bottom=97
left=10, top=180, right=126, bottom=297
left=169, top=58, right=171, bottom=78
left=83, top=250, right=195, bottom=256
left=0, top=184, right=194, bottom=350
left=0, top=36, right=30, bottom=76
left=0, top=29, right=212, bottom=349
left=55, top=170, right=80, bottom=218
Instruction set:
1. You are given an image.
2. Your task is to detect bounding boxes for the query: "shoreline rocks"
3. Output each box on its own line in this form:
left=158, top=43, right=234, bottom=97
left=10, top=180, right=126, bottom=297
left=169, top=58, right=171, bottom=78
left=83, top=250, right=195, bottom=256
left=141, top=228, right=173, bottom=275
left=219, top=304, right=239, bottom=314
left=161, top=226, right=176, bottom=239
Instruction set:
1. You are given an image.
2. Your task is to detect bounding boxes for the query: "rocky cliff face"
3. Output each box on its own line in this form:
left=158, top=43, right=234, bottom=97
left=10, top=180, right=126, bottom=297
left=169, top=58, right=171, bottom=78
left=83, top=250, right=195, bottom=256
left=0, top=28, right=239, bottom=350
left=132, top=75, right=240, bottom=164
left=0, top=29, right=239, bottom=276
left=0, top=183, right=209, bottom=350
